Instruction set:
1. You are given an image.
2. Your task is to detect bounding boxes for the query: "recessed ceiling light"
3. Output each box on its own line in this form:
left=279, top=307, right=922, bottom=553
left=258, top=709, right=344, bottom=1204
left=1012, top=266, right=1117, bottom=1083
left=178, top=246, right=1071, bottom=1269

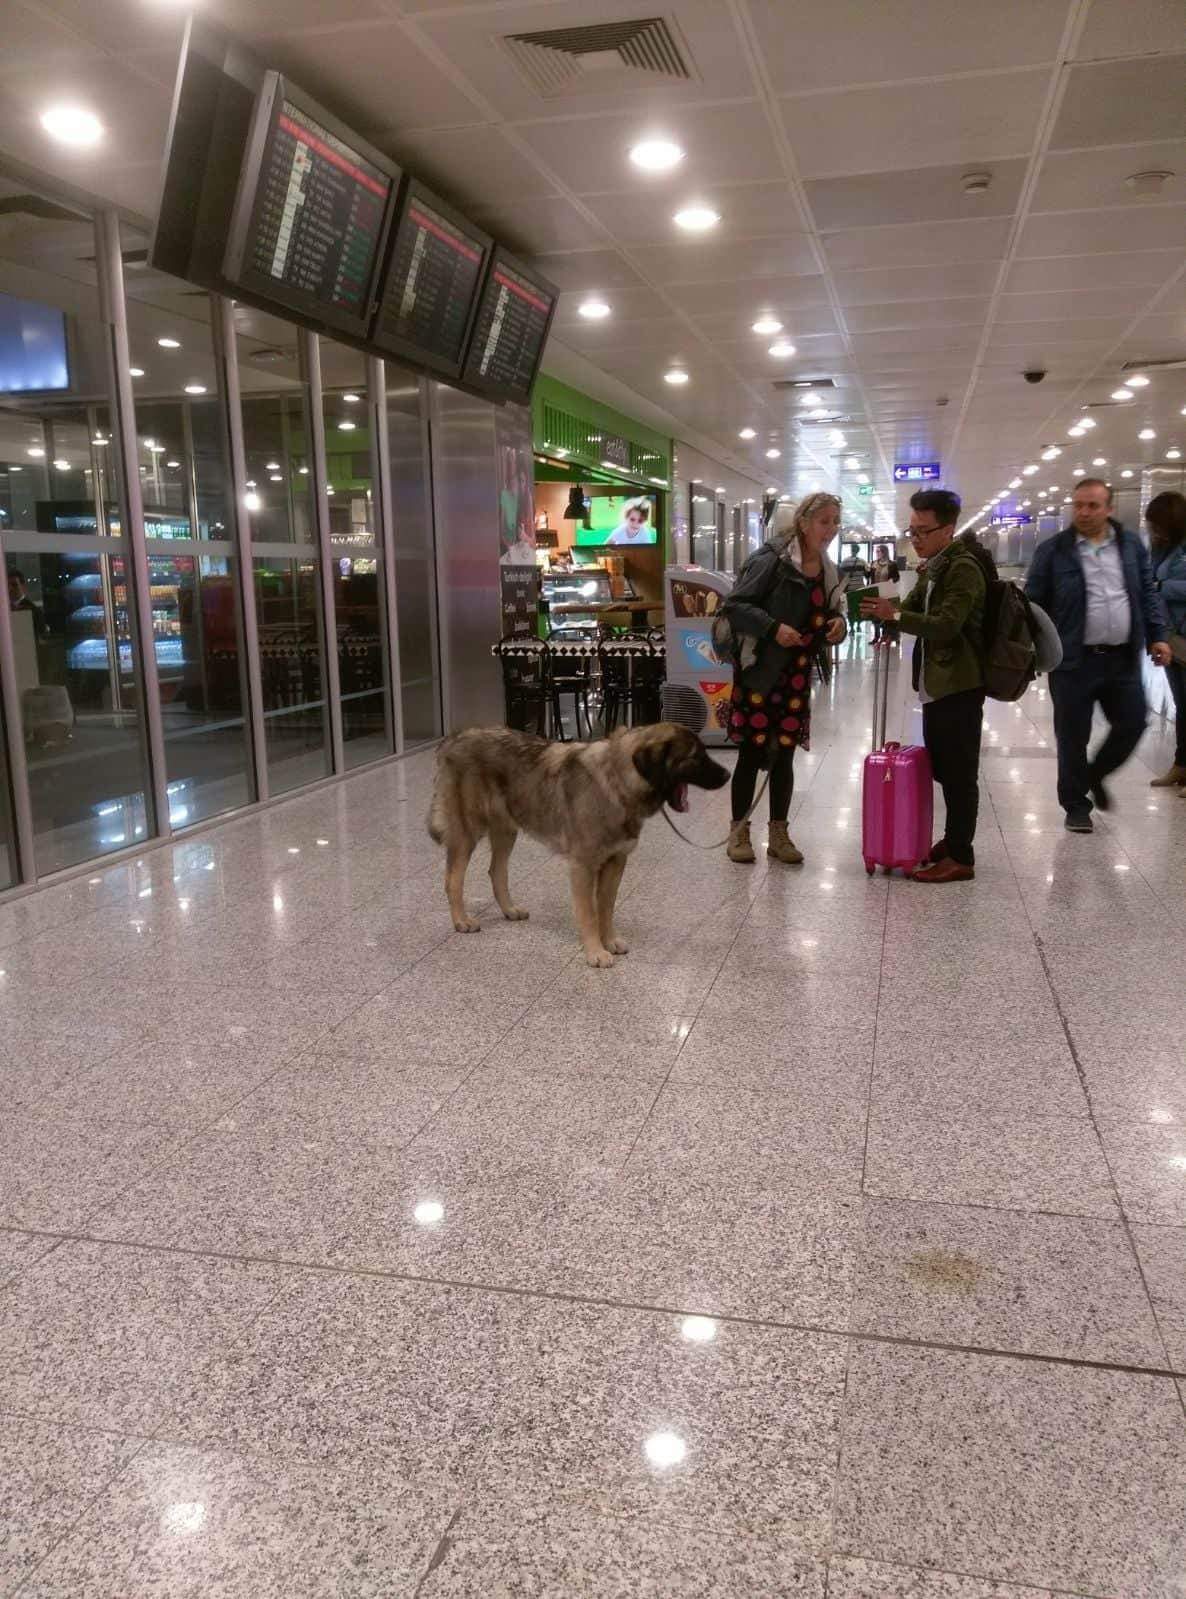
left=857, top=473, right=870, bottom=484
left=184, top=383, right=206, bottom=395
left=244, top=491, right=262, bottom=512
left=269, top=473, right=283, bottom=481
left=157, top=337, right=181, bottom=349
left=26, top=446, right=45, bottom=458
left=765, top=448, right=781, bottom=459
left=265, top=461, right=280, bottom=470
left=1008, top=477, right=1021, bottom=488
left=342, top=392, right=360, bottom=403
left=1127, top=373, right=1150, bottom=387
left=578, top=298, right=611, bottom=320
left=1112, top=387, right=1133, bottom=401
left=829, top=430, right=846, bottom=447
left=629, top=137, right=684, bottom=172
left=1038, top=490, right=1048, bottom=498
left=738, top=426, right=756, bottom=439
left=1120, top=468, right=1134, bottom=478
left=768, top=340, right=796, bottom=358
left=53, top=458, right=71, bottom=470
left=1067, top=425, right=1085, bottom=438
left=672, top=204, right=720, bottom=233
left=166, top=459, right=180, bottom=468
left=664, top=368, right=689, bottom=385
left=1139, top=427, right=1155, bottom=440
left=338, top=420, right=356, bottom=430
left=1078, top=416, right=1097, bottom=429
left=1092, top=456, right=1107, bottom=466
left=92, top=436, right=107, bottom=446
left=148, top=443, right=165, bottom=453
left=1022, top=464, right=1038, bottom=475
left=844, top=456, right=859, bottom=470
left=129, top=367, right=145, bottom=378
left=40, top=104, right=103, bottom=147
left=1040, top=446, right=1061, bottom=461
left=1167, top=447, right=1182, bottom=460
left=752, top=316, right=782, bottom=336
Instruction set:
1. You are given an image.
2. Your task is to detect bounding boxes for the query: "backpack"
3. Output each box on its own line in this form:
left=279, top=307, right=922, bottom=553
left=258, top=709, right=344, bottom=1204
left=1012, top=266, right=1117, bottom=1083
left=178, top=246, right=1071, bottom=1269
left=981, top=577, right=1039, bottom=701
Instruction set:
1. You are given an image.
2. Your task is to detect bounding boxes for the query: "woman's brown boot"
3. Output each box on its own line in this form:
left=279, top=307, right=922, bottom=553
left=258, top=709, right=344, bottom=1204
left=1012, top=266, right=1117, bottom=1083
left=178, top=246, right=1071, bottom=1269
left=727, top=821, right=756, bottom=863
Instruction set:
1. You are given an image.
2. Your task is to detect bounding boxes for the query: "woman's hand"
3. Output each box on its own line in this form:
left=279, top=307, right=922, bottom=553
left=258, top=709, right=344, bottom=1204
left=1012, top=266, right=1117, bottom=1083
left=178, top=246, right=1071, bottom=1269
left=860, top=597, right=897, bottom=622
left=825, top=617, right=846, bottom=644
left=774, top=623, right=807, bottom=647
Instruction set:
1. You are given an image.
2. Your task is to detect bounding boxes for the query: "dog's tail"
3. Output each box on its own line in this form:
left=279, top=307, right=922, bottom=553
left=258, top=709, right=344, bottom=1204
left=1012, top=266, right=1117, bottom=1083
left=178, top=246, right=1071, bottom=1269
left=426, top=739, right=454, bottom=845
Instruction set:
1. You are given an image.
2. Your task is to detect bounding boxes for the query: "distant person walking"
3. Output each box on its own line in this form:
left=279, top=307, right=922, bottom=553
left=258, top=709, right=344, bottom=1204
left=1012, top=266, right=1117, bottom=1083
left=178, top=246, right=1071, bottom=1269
left=861, top=489, right=987, bottom=883
left=1024, top=478, right=1170, bottom=832
left=1146, top=490, right=1186, bottom=795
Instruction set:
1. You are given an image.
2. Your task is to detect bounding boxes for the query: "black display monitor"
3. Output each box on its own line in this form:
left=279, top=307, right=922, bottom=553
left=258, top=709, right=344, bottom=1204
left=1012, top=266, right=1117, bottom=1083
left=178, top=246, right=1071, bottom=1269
left=223, top=72, right=400, bottom=338
left=369, top=179, right=491, bottom=379
left=461, top=248, right=558, bottom=405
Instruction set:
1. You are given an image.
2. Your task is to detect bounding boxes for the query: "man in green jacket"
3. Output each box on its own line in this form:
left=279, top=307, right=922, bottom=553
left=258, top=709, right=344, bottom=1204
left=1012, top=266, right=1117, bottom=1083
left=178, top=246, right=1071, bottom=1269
left=861, top=489, right=988, bottom=884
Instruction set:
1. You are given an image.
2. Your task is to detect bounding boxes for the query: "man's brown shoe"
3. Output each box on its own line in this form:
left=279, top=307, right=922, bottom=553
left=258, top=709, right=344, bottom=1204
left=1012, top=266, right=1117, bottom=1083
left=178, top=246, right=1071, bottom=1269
left=910, top=858, right=974, bottom=884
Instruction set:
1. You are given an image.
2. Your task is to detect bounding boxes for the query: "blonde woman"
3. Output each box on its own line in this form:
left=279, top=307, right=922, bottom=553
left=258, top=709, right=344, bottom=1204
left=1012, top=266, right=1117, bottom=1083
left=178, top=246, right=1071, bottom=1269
left=718, top=493, right=847, bottom=864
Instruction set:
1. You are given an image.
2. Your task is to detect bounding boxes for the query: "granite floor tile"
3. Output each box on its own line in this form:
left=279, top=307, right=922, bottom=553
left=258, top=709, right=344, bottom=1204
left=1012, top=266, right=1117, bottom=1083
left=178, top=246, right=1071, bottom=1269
left=37, top=1040, right=292, bottom=1132
left=161, top=1274, right=534, bottom=1481
left=329, top=981, right=530, bottom=1068
left=626, top=1083, right=866, bottom=1194
left=1131, top=1226, right=1186, bottom=1371
left=0, top=1113, right=187, bottom=1232
left=419, top=1510, right=827, bottom=1597
left=1077, top=1053, right=1186, bottom=1128
left=0, top=1229, right=60, bottom=1289
left=869, top=1039, right=1088, bottom=1121
left=0, top=1413, right=144, bottom=1594
left=1102, top=1122, right=1186, bottom=1224
left=864, top=1109, right=1119, bottom=1218
left=0, top=1240, right=285, bottom=1433
left=852, top=1198, right=1164, bottom=1367
left=670, top=1014, right=873, bottom=1097
left=834, top=1341, right=1186, bottom=1597
left=471, top=1302, right=847, bottom=1543
left=0, top=1031, right=123, bottom=1113
left=20, top=1441, right=457, bottom=1599
left=826, top=1559, right=1065, bottom=1598
left=212, top=1053, right=465, bottom=1145
left=480, top=1004, right=695, bottom=1082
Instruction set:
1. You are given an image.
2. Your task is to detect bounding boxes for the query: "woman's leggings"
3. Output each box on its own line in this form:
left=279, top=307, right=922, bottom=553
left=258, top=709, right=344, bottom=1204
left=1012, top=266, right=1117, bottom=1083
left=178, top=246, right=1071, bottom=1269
left=731, top=742, right=795, bottom=823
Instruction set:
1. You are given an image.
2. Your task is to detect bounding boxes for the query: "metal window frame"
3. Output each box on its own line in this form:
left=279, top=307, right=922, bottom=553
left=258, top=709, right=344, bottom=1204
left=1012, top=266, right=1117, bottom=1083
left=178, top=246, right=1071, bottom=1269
left=301, top=328, right=345, bottom=775
left=368, top=353, right=405, bottom=756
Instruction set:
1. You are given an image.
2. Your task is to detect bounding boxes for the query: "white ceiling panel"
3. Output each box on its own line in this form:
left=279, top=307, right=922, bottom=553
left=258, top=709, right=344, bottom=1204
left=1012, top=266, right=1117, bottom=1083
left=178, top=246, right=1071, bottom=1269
left=1004, top=250, right=1182, bottom=294
left=997, top=287, right=1167, bottom=322
left=807, top=162, right=1027, bottom=230
left=851, top=328, right=982, bottom=358
left=1049, top=57, right=1186, bottom=151
left=844, top=298, right=991, bottom=332
left=746, top=0, right=1067, bottom=91
left=627, top=233, right=820, bottom=284
left=1030, top=143, right=1186, bottom=213
left=467, top=195, right=609, bottom=254
left=551, top=316, right=699, bottom=357
left=782, top=70, right=1047, bottom=180
left=580, top=182, right=802, bottom=245
left=985, top=317, right=1134, bottom=348
left=1017, top=206, right=1186, bottom=258
left=510, top=100, right=784, bottom=194
left=821, top=217, right=1011, bottom=271
left=525, top=251, right=649, bottom=293
left=1076, top=0, right=1186, bottom=62
left=552, top=286, right=673, bottom=327
left=834, top=261, right=1001, bottom=306
left=662, top=275, right=831, bottom=317
left=688, top=305, right=841, bottom=341
left=386, top=125, right=561, bottom=206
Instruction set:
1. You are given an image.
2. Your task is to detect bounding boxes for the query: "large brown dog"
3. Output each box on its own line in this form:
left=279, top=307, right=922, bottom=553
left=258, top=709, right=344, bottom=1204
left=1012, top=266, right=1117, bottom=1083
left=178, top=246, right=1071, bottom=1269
left=428, top=723, right=729, bottom=967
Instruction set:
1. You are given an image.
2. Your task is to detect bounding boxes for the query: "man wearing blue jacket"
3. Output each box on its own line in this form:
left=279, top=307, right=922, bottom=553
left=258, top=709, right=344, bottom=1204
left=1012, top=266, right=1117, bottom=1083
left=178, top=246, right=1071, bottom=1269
left=1025, top=478, right=1171, bottom=832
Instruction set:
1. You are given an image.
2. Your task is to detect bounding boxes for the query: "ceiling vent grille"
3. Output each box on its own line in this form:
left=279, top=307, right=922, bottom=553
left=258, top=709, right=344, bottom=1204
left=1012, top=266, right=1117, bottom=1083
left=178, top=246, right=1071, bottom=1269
left=1122, top=356, right=1186, bottom=373
left=501, top=17, right=696, bottom=98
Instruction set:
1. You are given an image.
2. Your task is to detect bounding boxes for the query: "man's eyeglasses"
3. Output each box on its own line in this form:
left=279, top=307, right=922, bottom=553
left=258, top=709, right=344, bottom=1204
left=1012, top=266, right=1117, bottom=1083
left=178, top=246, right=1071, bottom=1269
left=906, top=521, right=954, bottom=540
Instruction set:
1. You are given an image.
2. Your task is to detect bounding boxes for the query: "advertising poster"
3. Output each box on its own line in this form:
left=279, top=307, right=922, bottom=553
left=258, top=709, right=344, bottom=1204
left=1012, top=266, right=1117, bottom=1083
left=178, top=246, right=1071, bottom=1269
left=493, top=401, right=536, bottom=566
left=500, top=564, right=539, bottom=638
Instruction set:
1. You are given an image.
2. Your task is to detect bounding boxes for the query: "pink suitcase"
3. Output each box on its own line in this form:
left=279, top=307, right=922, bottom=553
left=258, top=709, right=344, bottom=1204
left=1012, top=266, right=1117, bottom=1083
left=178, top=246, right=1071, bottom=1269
left=862, top=642, right=933, bottom=875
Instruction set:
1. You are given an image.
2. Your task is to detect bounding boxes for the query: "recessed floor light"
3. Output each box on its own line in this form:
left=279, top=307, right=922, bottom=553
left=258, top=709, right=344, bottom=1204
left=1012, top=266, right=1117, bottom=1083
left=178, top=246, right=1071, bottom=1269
left=768, top=340, right=796, bottom=358
left=1127, top=373, right=1150, bottom=387
left=672, top=204, right=720, bottom=232
left=752, top=316, right=782, bottom=336
left=738, top=427, right=757, bottom=439
left=40, top=104, right=103, bottom=146
left=184, top=383, right=206, bottom=395
left=578, top=298, right=611, bottom=320
left=664, top=368, right=689, bottom=385
left=157, top=337, right=181, bottom=349
left=629, top=137, right=684, bottom=172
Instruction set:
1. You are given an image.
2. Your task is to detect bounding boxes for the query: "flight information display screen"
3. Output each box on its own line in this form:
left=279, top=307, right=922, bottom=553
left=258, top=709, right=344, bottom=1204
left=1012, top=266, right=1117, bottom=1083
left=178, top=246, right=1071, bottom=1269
left=370, top=181, right=490, bottom=377
left=461, top=248, right=557, bottom=404
left=224, top=73, right=398, bottom=336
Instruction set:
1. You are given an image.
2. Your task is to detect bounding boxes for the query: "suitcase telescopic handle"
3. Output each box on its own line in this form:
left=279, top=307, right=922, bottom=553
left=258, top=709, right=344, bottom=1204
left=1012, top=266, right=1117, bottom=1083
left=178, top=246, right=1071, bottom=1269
left=871, top=638, right=891, bottom=752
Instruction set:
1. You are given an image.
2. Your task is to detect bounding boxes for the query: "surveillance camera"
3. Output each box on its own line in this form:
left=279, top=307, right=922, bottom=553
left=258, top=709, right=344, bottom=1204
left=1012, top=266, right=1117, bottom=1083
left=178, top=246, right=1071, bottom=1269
left=1023, top=369, right=1047, bottom=384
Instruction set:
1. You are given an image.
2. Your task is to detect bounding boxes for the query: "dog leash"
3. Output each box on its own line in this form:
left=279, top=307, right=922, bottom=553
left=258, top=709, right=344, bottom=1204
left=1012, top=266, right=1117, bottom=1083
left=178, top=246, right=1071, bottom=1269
left=660, top=769, right=771, bottom=852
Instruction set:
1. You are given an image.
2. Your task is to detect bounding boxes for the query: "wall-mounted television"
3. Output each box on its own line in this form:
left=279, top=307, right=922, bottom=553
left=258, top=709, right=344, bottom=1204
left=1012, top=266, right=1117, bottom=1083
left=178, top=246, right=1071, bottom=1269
left=461, top=247, right=557, bottom=405
left=0, top=293, right=70, bottom=393
left=369, top=178, right=491, bottom=379
left=573, top=493, right=658, bottom=548
left=223, top=72, right=400, bottom=338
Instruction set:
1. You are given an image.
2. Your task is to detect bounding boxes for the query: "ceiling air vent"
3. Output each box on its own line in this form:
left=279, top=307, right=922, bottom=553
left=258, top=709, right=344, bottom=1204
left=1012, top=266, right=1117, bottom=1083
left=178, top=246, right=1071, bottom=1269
left=1122, top=357, right=1186, bottom=373
left=501, top=17, right=696, bottom=98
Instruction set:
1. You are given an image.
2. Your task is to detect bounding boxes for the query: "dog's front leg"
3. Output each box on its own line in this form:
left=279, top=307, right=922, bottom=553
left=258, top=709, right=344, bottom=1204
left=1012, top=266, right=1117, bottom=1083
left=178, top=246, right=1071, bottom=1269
left=570, top=861, right=614, bottom=967
left=597, top=854, right=629, bottom=955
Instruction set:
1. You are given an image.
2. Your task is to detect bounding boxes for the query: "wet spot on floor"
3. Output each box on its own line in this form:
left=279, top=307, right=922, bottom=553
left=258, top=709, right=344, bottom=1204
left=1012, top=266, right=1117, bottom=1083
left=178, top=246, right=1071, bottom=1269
left=904, top=1248, right=986, bottom=1293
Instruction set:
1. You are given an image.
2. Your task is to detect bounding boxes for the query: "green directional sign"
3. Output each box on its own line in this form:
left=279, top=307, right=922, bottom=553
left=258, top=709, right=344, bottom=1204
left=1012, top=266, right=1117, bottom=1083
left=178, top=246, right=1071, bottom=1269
left=858, top=483, right=874, bottom=497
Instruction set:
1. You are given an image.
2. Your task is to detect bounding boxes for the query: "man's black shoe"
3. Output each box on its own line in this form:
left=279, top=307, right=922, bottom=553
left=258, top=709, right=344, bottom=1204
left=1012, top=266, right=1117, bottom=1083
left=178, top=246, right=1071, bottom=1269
left=1088, top=773, right=1112, bottom=812
left=1065, top=812, right=1094, bottom=834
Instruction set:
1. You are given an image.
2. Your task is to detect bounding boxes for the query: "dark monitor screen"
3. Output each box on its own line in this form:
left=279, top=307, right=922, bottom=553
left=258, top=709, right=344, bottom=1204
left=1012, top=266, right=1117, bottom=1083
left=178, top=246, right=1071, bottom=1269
left=370, top=180, right=491, bottom=379
left=224, top=72, right=400, bottom=337
left=461, top=248, right=557, bottom=404
left=0, top=293, right=69, bottom=393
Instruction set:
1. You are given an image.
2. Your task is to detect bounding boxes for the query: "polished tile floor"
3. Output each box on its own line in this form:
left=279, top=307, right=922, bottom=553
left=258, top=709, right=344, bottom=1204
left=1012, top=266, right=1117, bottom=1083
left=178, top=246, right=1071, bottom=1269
left=2, top=647, right=1185, bottom=1597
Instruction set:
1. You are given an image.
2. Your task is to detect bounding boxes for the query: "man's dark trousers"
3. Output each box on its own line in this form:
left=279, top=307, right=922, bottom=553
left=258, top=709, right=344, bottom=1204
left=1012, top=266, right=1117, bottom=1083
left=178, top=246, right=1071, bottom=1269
left=921, top=687, right=986, bottom=866
left=1049, top=648, right=1147, bottom=816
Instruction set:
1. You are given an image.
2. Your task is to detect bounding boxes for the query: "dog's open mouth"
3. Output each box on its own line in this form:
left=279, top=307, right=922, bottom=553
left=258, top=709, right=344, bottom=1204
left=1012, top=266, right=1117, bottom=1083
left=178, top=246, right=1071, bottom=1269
left=670, top=782, right=689, bottom=813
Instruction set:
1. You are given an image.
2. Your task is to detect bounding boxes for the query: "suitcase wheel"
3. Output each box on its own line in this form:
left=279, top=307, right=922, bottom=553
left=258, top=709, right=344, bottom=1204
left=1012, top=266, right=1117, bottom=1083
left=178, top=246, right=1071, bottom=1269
left=865, top=864, right=875, bottom=876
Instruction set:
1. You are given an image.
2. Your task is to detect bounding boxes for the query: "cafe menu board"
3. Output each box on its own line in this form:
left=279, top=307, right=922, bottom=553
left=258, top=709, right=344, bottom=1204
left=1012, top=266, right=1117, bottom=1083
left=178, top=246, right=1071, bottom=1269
left=224, top=73, right=399, bottom=337
left=461, top=248, right=558, bottom=404
left=370, top=181, right=491, bottom=378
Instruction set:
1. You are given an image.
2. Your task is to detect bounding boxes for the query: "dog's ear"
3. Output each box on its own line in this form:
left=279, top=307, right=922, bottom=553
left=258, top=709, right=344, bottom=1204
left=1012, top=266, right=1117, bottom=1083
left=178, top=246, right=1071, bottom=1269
left=632, top=738, right=672, bottom=792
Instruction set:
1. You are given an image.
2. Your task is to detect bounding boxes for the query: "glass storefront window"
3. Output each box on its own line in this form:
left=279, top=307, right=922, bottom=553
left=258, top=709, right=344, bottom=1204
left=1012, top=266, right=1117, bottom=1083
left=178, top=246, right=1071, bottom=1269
left=321, top=340, right=390, bottom=768
left=0, top=207, right=151, bottom=874
left=387, top=375, right=441, bottom=746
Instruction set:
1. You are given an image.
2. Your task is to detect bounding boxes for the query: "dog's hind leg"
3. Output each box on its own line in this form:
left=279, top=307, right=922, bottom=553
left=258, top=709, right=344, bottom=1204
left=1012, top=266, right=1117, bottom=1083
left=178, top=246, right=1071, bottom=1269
left=596, top=853, right=629, bottom=956
left=570, top=861, right=614, bottom=967
left=488, top=826, right=528, bottom=922
left=445, top=837, right=480, bottom=933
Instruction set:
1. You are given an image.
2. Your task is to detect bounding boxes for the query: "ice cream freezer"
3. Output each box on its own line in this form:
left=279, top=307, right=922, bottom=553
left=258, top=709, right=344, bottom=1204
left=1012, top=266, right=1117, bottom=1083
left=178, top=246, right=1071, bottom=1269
left=663, top=565, right=734, bottom=745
